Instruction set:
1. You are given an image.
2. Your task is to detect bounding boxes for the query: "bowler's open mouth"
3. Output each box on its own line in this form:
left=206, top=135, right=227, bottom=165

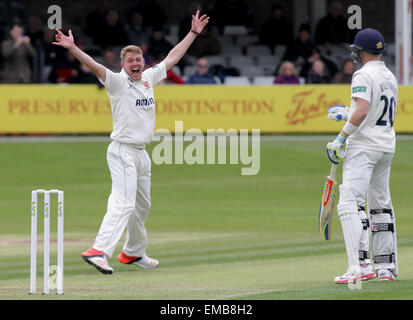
left=131, top=67, right=140, bottom=75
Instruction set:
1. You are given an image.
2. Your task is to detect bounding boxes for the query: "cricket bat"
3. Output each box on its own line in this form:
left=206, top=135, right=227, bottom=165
left=318, top=163, right=338, bottom=240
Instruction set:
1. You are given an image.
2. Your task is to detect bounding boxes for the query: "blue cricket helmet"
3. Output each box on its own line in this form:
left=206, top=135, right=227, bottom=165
left=350, top=28, right=386, bottom=60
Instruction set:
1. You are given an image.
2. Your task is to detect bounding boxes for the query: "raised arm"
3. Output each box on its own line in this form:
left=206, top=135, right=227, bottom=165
left=163, top=10, right=209, bottom=71
left=52, top=29, right=106, bottom=81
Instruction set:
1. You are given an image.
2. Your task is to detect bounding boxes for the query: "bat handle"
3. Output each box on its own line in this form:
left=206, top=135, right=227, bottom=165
left=329, top=163, right=338, bottom=180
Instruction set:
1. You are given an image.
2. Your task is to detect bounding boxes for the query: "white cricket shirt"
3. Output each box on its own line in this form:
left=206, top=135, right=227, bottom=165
left=347, top=60, right=398, bottom=153
left=99, top=61, right=167, bottom=146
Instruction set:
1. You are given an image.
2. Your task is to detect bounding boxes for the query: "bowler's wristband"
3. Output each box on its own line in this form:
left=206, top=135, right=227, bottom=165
left=343, top=121, right=358, bottom=136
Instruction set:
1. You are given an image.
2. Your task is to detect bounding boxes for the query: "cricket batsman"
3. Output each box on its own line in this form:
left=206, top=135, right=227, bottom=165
left=53, top=11, right=210, bottom=274
left=326, top=28, right=398, bottom=283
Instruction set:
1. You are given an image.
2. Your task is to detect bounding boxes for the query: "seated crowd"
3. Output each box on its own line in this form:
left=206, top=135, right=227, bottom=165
left=0, top=1, right=369, bottom=85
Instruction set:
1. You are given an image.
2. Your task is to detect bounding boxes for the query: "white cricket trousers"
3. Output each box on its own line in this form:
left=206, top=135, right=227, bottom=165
left=340, top=148, right=393, bottom=208
left=337, top=147, right=395, bottom=270
left=93, top=141, right=151, bottom=258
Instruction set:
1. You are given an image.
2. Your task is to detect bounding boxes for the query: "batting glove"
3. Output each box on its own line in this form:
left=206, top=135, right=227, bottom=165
left=327, top=105, right=349, bottom=121
left=326, top=134, right=346, bottom=164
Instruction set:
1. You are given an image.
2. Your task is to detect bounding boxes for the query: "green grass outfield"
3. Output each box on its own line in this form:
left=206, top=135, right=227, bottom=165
left=1, top=136, right=413, bottom=300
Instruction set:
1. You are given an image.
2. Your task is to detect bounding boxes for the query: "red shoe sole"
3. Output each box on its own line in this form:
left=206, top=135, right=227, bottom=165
left=118, top=251, right=142, bottom=264
left=335, top=277, right=362, bottom=284
left=361, top=273, right=377, bottom=281
left=378, top=276, right=395, bottom=281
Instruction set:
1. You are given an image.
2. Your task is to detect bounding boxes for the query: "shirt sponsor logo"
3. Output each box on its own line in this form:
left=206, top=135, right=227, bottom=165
left=143, top=81, right=151, bottom=89
left=136, top=98, right=155, bottom=107
left=352, top=86, right=367, bottom=93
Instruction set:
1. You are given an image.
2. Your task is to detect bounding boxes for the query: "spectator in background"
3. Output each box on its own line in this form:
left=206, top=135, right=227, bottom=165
left=0, top=2, right=6, bottom=72
left=259, top=3, right=293, bottom=54
left=283, top=24, right=316, bottom=67
left=1, top=0, right=27, bottom=28
left=126, top=12, right=149, bottom=45
left=177, top=2, right=205, bottom=75
left=274, top=61, right=300, bottom=84
left=26, top=16, right=43, bottom=47
left=0, top=2, right=5, bottom=45
left=178, top=2, right=203, bottom=41
left=1, top=23, right=35, bottom=83
left=315, top=1, right=351, bottom=45
left=130, top=0, right=166, bottom=31
left=209, top=64, right=240, bottom=83
left=48, top=50, right=80, bottom=83
left=139, top=42, right=153, bottom=65
left=41, top=29, right=66, bottom=82
left=334, top=58, right=356, bottom=84
left=43, top=29, right=63, bottom=64
left=187, top=27, right=221, bottom=58
left=147, top=56, right=185, bottom=84
left=102, top=47, right=120, bottom=72
left=26, top=16, right=45, bottom=83
left=298, top=46, right=338, bottom=79
left=71, top=64, right=100, bottom=84
left=305, top=59, right=331, bottom=84
left=210, top=0, right=253, bottom=34
left=164, top=68, right=185, bottom=84
left=98, top=10, right=128, bottom=48
left=0, top=5, right=6, bottom=50
left=186, top=58, right=217, bottom=84
left=85, top=0, right=109, bottom=43
left=148, top=29, right=173, bottom=61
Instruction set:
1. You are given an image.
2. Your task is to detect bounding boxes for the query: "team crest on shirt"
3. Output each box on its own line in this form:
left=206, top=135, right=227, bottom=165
left=143, top=81, right=151, bottom=89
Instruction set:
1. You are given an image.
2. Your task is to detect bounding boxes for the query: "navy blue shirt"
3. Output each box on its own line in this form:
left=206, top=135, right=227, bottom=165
left=186, top=73, right=217, bottom=84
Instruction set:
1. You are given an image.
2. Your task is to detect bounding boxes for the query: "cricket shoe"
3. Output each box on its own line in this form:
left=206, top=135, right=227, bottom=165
left=334, top=270, right=362, bottom=284
left=118, top=251, right=159, bottom=269
left=377, top=269, right=396, bottom=281
left=360, top=264, right=377, bottom=281
left=81, top=247, right=114, bottom=275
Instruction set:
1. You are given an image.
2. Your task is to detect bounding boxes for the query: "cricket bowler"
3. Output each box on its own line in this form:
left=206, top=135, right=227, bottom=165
left=53, top=11, right=210, bottom=274
left=326, top=28, right=398, bottom=283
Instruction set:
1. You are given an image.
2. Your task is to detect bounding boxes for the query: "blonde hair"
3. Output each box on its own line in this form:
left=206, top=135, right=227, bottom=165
left=278, top=61, right=297, bottom=76
left=120, top=45, right=143, bottom=61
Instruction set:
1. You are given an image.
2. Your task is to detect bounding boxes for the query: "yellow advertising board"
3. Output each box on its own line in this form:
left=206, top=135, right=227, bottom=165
left=155, top=85, right=347, bottom=132
left=0, top=85, right=113, bottom=133
left=0, top=84, right=412, bottom=133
